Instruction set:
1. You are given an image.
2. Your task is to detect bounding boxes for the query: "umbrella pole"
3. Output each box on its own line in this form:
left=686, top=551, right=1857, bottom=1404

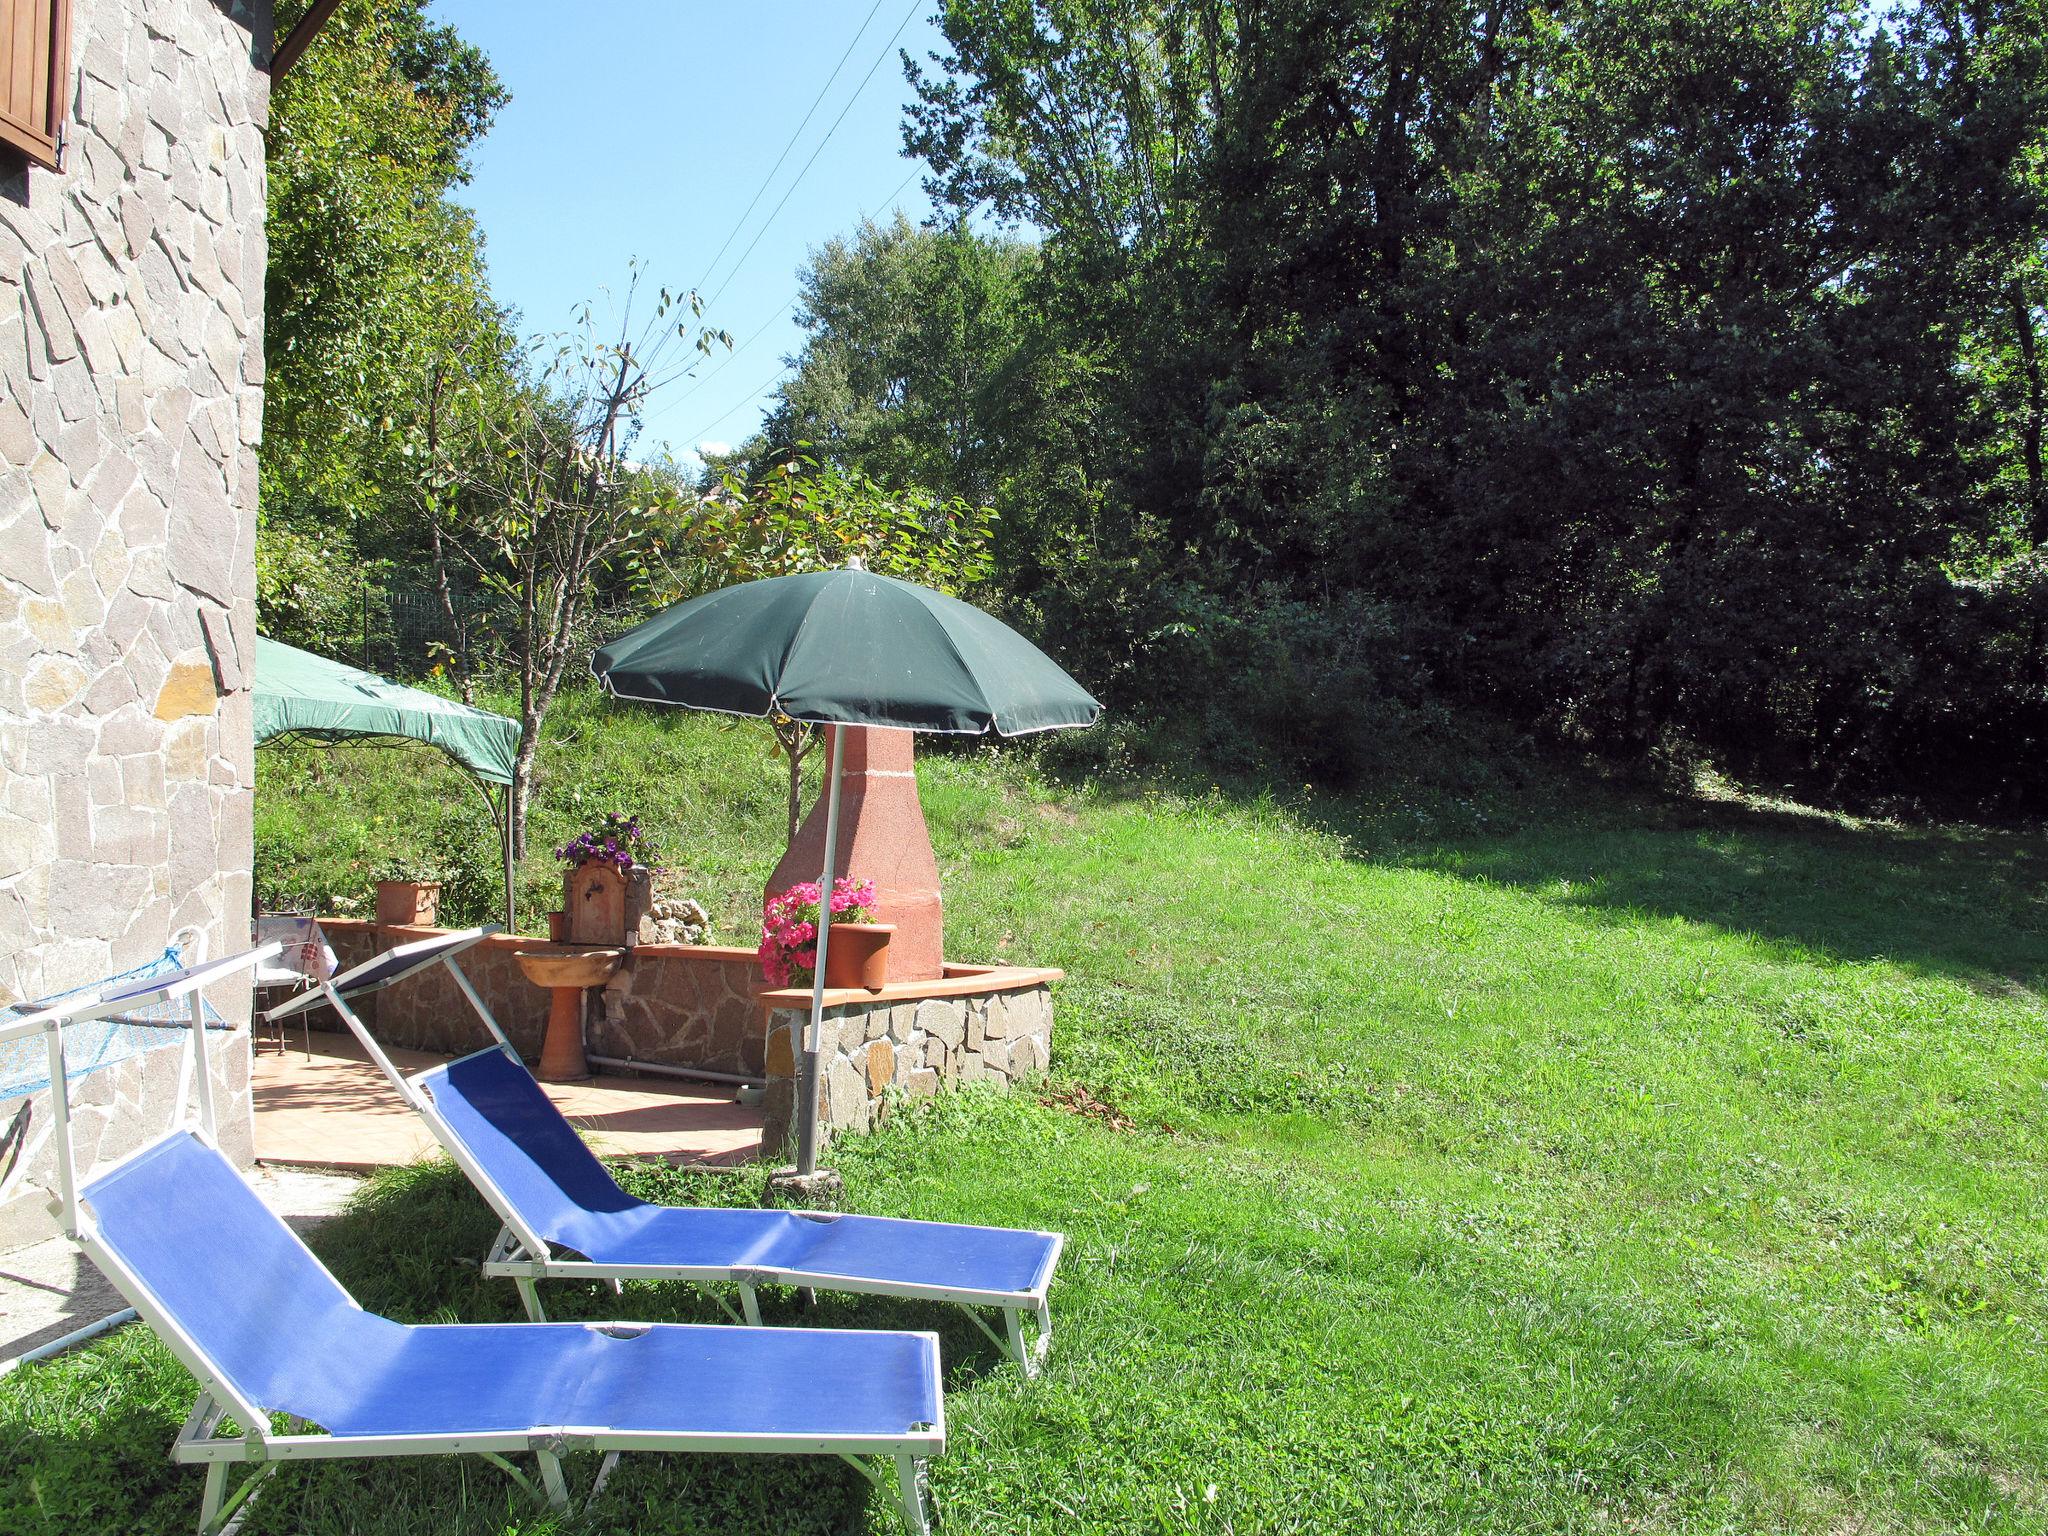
left=796, top=725, right=845, bottom=1176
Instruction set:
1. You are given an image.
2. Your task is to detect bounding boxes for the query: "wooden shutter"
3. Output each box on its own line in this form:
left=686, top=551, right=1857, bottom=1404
left=0, top=0, right=70, bottom=170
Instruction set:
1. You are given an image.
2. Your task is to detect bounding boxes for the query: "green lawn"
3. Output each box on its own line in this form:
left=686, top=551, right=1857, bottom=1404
left=5, top=705, right=2046, bottom=1533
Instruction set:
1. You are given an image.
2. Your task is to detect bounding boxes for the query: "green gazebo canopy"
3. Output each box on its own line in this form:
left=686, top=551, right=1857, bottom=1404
left=253, top=637, right=517, bottom=785
left=253, top=638, right=521, bottom=926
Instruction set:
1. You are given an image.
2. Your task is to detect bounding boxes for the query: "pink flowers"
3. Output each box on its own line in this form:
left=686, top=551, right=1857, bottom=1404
left=759, top=876, right=876, bottom=987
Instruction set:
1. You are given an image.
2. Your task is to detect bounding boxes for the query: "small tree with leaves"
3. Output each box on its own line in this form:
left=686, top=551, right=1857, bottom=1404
left=446, top=269, right=730, bottom=855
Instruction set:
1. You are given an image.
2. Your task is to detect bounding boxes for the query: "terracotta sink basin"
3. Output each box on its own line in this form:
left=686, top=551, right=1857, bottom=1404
left=513, top=946, right=625, bottom=990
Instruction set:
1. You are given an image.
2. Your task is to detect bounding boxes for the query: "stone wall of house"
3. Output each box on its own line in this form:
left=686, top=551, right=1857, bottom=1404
left=0, top=1023, right=252, bottom=1251
left=760, top=983, right=1054, bottom=1157
left=0, top=0, right=273, bottom=1234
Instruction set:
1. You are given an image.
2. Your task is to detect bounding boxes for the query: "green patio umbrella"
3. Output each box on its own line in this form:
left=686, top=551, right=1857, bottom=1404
left=592, top=563, right=1101, bottom=1173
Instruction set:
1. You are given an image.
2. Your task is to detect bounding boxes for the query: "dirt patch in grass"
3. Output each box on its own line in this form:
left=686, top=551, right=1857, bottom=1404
left=1038, top=1081, right=1140, bottom=1131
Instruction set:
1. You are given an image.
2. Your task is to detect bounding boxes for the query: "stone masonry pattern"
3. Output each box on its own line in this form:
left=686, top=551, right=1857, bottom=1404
left=0, top=1025, right=251, bottom=1250
left=0, top=1, right=271, bottom=1246
left=0, top=0, right=271, bottom=1010
left=595, top=949, right=764, bottom=1078
left=324, top=923, right=554, bottom=1060
left=760, top=983, right=1054, bottom=1156
left=322, top=923, right=770, bottom=1079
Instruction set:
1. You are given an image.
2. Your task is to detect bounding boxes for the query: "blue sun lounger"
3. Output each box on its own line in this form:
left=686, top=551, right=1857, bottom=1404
left=271, top=929, right=1062, bottom=1374
left=11, top=950, right=945, bottom=1535
left=77, top=1132, right=943, bottom=1534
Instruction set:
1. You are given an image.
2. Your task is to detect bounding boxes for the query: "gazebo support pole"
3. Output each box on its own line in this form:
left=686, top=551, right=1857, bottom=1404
left=499, top=787, right=517, bottom=934
left=467, top=777, right=517, bottom=934
left=796, top=725, right=845, bottom=1176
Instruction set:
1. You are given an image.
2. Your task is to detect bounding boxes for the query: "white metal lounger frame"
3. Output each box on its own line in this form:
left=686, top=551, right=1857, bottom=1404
left=79, top=1207, right=943, bottom=1536
left=476, top=1181, right=1061, bottom=1377
left=0, top=943, right=272, bottom=1248
left=77, top=1180, right=942, bottom=1536
left=14, top=944, right=943, bottom=1535
left=272, top=931, right=1060, bottom=1375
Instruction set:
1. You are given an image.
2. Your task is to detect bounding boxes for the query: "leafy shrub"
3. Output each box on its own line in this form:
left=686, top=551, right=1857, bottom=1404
left=1149, top=581, right=1447, bottom=789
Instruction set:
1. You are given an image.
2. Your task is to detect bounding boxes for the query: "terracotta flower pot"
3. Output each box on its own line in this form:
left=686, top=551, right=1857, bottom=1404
left=546, top=910, right=568, bottom=942
left=823, top=922, right=894, bottom=992
left=375, top=879, right=440, bottom=929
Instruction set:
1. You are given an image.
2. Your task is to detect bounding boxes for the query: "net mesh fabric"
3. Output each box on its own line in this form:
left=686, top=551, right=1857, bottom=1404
left=0, top=948, right=229, bottom=1100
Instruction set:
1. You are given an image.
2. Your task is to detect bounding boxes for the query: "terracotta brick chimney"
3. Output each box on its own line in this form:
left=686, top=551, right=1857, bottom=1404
left=767, top=726, right=944, bottom=981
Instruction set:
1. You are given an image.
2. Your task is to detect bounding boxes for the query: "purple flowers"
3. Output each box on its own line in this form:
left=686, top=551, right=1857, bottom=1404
left=555, top=811, right=659, bottom=873
left=759, top=876, right=876, bottom=987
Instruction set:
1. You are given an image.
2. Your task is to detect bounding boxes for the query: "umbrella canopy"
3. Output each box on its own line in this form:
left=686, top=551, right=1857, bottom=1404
left=591, top=568, right=1100, bottom=735
left=591, top=566, right=1099, bottom=1177
left=254, top=637, right=519, bottom=786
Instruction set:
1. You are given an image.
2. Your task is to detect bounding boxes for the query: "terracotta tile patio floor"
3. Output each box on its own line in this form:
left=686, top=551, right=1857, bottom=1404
left=253, top=1030, right=763, bottom=1172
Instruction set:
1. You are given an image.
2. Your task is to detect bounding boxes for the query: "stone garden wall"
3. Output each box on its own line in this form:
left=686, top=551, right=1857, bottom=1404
left=592, top=944, right=765, bottom=1078
left=0, top=0, right=272, bottom=1245
left=323, top=922, right=550, bottom=1059
left=759, top=981, right=1054, bottom=1156
left=319, top=921, right=1060, bottom=1164
left=319, top=923, right=767, bottom=1076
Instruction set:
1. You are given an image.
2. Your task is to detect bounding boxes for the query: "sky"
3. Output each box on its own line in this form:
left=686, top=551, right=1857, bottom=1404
left=424, top=1, right=950, bottom=470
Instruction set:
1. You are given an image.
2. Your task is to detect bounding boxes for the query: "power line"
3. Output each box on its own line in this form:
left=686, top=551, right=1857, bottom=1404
left=655, top=291, right=800, bottom=404
left=663, top=167, right=930, bottom=457
left=702, top=0, right=924, bottom=311
left=690, top=0, right=889, bottom=296
left=661, top=167, right=924, bottom=407
left=678, top=365, right=798, bottom=452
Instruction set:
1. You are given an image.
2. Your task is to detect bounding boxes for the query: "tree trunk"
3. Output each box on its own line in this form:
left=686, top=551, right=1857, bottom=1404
left=426, top=517, right=472, bottom=703
left=511, top=719, right=540, bottom=862
left=512, top=549, right=539, bottom=861
left=470, top=292, right=678, bottom=866
left=775, top=718, right=816, bottom=844
left=504, top=382, right=630, bottom=860
left=421, top=362, right=473, bottom=702
left=1620, top=627, right=1645, bottom=751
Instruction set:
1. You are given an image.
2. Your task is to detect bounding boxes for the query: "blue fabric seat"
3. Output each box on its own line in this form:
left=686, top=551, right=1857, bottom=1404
left=427, top=1046, right=1058, bottom=1297
left=264, top=930, right=1060, bottom=1374
left=78, top=1133, right=943, bottom=1532
left=415, top=1048, right=1061, bottom=1370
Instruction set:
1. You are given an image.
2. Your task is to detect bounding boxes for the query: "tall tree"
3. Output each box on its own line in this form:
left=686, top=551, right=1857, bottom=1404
left=895, top=0, right=2048, bottom=803
left=764, top=216, right=1105, bottom=596
left=260, top=0, right=508, bottom=645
